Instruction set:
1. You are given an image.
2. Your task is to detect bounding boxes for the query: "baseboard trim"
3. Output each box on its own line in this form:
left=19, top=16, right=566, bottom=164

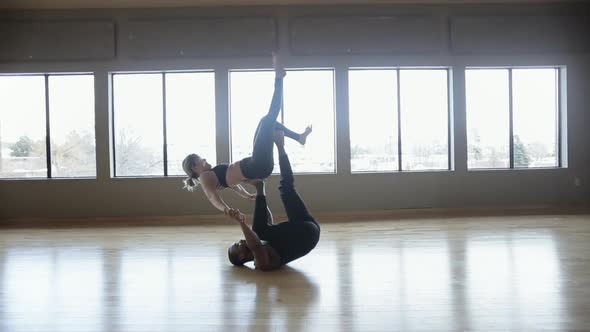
left=1, top=204, right=589, bottom=229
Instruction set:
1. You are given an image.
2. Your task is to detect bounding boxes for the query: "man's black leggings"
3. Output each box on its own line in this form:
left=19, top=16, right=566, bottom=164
left=252, top=153, right=320, bottom=265
left=240, top=77, right=283, bottom=180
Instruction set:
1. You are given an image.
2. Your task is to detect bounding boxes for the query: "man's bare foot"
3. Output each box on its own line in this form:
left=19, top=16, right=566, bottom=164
left=298, top=125, right=313, bottom=145
left=272, top=52, right=286, bottom=78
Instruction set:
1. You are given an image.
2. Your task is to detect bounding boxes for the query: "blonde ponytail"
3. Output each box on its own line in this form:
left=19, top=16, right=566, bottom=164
left=182, top=153, right=201, bottom=192
left=183, top=176, right=200, bottom=191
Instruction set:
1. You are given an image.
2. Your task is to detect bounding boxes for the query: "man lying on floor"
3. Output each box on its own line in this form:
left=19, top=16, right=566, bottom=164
left=226, top=130, right=320, bottom=271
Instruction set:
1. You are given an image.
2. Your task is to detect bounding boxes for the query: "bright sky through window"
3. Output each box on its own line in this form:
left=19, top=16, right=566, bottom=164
left=230, top=70, right=335, bottom=174
left=466, top=68, right=559, bottom=169
left=0, top=74, right=96, bottom=178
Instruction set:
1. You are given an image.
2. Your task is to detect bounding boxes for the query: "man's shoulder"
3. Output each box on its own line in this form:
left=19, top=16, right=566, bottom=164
left=252, top=245, right=282, bottom=271
left=261, top=244, right=282, bottom=270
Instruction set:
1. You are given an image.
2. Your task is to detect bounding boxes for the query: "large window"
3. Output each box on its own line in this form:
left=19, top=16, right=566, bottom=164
left=466, top=68, right=560, bottom=169
left=49, top=75, right=96, bottom=177
left=0, top=74, right=96, bottom=179
left=229, top=71, right=276, bottom=167
left=230, top=69, right=335, bottom=173
left=349, top=70, right=398, bottom=172
left=349, top=68, right=449, bottom=172
left=165, top=73, right=216, bottom=176
left=112, top=72, right=215, bottom=177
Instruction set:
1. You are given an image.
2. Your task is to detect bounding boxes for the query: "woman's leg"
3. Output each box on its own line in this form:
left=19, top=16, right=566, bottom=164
left=244, top=76, right=284, bottom=178
left=275, top=122, right=313, bottom=144
left=252, top=121, right=310, bottom=146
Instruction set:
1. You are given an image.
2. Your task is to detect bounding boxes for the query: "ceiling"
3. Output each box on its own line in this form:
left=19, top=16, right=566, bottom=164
left=0, top=0, right=577, bottom=9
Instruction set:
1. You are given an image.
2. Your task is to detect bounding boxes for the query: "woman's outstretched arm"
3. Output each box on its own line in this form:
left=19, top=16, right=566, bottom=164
left=228, top=184, right=256, bottom=200
left=200, top=172, right=231, bottom=213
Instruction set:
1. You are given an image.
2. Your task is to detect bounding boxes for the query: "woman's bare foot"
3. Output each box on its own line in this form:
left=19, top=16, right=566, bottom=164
left=298, top=125, right=313, bottom=145
left=272, top=52, right=286, bottom=78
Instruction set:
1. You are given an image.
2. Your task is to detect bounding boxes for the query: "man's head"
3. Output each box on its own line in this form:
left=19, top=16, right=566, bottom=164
left=228, top=239, right=254, bottom=266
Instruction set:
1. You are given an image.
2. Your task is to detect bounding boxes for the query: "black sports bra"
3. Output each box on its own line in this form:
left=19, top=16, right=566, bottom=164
left=212, top=164, right=229, bottom=188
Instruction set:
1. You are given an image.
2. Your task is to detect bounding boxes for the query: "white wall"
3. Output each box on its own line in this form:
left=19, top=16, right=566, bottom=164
left=0, top=3, right=589, bottom=219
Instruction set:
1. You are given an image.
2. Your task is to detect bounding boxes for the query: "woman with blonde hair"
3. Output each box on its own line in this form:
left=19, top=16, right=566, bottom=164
left=182, top=53, right=312, bottom=220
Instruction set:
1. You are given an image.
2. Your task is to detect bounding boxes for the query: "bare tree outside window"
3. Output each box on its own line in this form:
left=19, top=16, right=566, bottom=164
left=0, top=76, right=47, bottom=178
left=49, top=75, right=96, bottom=177
left=112, top=74, right=164, bottom=176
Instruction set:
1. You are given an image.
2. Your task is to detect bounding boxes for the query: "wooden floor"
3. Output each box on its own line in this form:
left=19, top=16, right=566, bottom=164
left=1, top=213, right=590, bottom=332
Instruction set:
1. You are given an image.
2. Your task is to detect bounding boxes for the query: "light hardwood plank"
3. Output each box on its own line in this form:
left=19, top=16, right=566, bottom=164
left=1, top=213, right=589, bottom=331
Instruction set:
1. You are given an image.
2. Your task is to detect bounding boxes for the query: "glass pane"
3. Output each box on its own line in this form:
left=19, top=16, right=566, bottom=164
left=113, top=74, right=163, bottom=176
left=513, top=68, right=558, bottom=168
left=49, top=75, right=96, bottom=177
left=349, top=69, right=398, bottom=172
left=0, top=76, right=47, bottom=178
left=400, top=70, right=449, bottom=170
left=166, top=72, right=216, bottom=176
left=229, top=71, right=279, bottom=171
left=283, top=70, right=335, bottom=173
left=466, top=69, right=510, bottom=169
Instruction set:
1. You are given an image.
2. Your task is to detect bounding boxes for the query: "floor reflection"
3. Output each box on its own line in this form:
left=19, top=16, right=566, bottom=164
left=0, top=216, right=583, bottom=331
left=3, top=247, right=104, bottom=332
left=349, top=238, right=454, bottom=330
left=222, top=265, right=319, bottom=331
left=467, top=231, right=563, bottom=330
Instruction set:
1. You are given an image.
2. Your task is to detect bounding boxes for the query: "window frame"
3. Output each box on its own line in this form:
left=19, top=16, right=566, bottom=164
left=465, top=66, right=564, bottom=171
left=0, top=72, right=95, bottom=180
left=110, top=70, right=215, bottom=178
left=348, top=66, right=452, bottom=174
left=228, top=67, right=337, bottom=174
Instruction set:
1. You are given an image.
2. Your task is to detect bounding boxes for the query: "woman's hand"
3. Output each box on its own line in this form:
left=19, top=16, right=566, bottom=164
left=226, top=208, right=246, bottom=224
